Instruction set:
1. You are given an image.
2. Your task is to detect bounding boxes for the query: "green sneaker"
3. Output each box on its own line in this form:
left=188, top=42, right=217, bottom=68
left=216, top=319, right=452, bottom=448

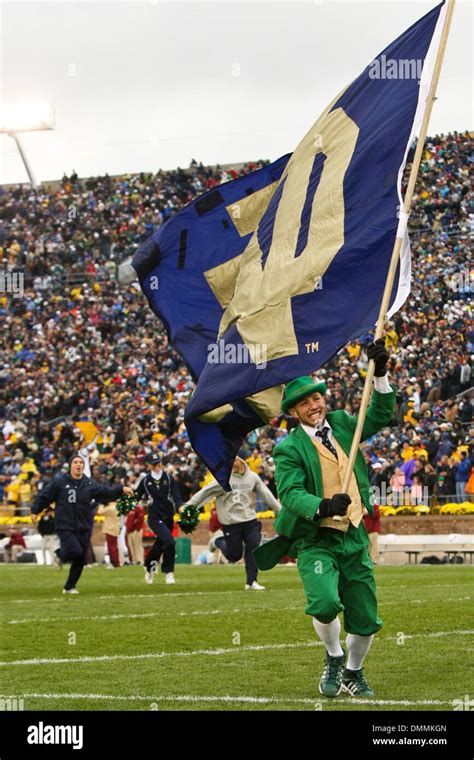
left=341, top=668, right=375, bottom=698
left=319, top=651, right=346, bottom=697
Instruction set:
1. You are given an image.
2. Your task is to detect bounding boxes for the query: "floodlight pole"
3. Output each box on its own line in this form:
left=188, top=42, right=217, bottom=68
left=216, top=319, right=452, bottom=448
left=7, top=131, right=38, bottom=188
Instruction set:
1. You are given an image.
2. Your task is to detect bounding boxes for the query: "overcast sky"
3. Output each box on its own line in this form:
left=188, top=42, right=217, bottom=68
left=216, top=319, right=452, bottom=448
left=0, top=0, right=472, bottom=184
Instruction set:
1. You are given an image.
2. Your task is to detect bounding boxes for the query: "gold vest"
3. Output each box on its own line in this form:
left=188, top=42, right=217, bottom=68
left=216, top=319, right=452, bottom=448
left=310, top=436, right=363, bottom=533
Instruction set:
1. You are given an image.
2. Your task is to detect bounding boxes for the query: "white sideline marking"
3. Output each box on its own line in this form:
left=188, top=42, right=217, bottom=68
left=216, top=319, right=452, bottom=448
left=0, top=692, right=454, bottom=707
left=1, top=630, right=473, bottom=668
left=4, top=597, right=471, bottom=626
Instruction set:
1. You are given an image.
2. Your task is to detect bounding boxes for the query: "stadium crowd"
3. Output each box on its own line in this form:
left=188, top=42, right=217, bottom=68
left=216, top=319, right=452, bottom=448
left=0, top=132, right=472, bottom=519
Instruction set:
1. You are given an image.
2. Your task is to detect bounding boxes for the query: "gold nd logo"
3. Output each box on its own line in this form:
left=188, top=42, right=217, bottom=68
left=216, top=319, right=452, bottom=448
left=219, top=105, right=358, bottom=363
left=201, top=102, right=358, bottom=422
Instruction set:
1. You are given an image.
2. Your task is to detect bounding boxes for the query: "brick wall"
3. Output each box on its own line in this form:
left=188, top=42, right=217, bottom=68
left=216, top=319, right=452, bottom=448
left=90, top=514, right=474, bottom=546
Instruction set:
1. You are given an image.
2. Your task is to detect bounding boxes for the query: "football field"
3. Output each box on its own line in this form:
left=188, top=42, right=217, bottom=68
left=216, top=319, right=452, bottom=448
left=1, top=563, right=472, bottom=712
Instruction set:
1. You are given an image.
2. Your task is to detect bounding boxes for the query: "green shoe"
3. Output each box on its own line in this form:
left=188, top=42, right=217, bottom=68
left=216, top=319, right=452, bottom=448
left=341, top=668, right=375, bottom=698
left=319, top=651, right=346, bottom=697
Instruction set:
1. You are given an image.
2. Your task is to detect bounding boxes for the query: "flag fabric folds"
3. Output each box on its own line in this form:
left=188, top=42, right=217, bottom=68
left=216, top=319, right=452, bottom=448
left=132, top=156, right=289, bottom=381
left=132, top=157, right=290, bottom=487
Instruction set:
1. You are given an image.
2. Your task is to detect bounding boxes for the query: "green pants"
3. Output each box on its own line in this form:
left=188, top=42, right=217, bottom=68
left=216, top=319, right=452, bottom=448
left=297, top=523, right=382, bottom=636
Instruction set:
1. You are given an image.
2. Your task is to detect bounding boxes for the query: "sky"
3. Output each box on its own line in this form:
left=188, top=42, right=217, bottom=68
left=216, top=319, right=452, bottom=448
left=0, top=0, right=472, bottom=184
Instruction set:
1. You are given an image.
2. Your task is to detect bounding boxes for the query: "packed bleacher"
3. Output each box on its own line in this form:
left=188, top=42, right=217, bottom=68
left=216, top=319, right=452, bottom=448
left=0, top=132, right=472, bottom=518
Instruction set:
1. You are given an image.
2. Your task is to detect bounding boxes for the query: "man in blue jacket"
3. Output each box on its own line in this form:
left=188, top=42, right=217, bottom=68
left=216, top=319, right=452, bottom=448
left=455, top=451, right=472, bottom=503
left=32, top=454, right=133, bottom=594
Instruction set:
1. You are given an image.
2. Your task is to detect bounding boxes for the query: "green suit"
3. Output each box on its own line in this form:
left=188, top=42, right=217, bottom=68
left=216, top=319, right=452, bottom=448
left=274, top=388, right=395, bottom=538
left=254, top=387, right=396, bottom=634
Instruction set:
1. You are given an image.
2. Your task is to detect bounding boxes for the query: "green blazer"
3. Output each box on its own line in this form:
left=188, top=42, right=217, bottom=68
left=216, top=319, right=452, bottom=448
left=254, top=388, right=395, bottom=569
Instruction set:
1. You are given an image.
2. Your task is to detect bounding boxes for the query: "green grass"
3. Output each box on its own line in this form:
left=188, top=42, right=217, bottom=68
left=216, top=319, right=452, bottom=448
left=0, top=563, right=473, bottom=711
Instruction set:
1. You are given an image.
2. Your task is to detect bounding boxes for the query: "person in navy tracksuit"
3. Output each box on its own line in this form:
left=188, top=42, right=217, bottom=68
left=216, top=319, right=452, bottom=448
left=32, top=454, right=133, bottom=594
left=134, top=453, right=182, bottom=585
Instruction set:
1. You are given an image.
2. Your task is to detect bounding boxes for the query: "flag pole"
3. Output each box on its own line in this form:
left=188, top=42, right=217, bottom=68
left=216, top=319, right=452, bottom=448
left=340, top=0, right=456, bottom=495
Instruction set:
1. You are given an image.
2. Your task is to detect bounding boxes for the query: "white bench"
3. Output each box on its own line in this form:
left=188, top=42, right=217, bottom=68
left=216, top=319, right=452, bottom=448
left=378, top=534, right=474, bottom=564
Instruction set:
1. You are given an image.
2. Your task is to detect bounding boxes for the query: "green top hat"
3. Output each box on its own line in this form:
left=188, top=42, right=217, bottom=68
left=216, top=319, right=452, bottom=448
left=281, top=376, right=327, bottom=414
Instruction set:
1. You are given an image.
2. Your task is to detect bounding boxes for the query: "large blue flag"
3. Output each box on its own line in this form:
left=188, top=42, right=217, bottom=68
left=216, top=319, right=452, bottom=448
left=134, top=2, right=447, bottom=488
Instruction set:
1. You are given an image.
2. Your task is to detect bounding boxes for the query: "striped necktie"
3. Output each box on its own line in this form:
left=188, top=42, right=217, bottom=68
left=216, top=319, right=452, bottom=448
left=315, top=426, right=338, bottom=459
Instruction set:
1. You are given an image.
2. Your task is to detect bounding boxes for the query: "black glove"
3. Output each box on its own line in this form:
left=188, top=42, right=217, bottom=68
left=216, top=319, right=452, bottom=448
left=316, top=493, right=351, bottom=519
left=367, top=338, right=389, bottom=377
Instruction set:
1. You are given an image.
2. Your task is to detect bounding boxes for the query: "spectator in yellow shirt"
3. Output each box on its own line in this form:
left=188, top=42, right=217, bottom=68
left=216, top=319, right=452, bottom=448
left=246, top=449, right=263, bottom=473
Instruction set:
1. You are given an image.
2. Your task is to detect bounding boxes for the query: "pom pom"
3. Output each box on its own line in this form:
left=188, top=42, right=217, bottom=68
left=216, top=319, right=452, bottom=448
left=116, top=493, right=138, bottom=516
left=178, top=504, right=201, bottom=534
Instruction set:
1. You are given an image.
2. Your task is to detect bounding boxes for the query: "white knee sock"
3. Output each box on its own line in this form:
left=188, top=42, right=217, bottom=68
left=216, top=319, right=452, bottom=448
left=312, top=617, right=344, bottom=657
left=346, top=633, right=374, bottom=670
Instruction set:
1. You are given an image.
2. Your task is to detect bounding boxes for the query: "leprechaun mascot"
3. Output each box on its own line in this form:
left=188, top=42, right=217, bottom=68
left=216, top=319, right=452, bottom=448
left=254, top=339, right=395, bottom=698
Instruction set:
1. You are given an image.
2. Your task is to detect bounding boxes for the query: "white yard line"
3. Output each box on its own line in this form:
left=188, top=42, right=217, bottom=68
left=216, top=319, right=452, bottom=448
left=381, top=595, right=471, bottom=606
left=5, top=604, right=302, bottom=626
left=3, top=580, right=473, bottom=606
left=0, top=692, right=454, bottom=707
left=6, top=609, right=225, bottom=625
left=3, top=589, right=274, bottom=605
left=4, top=577, right=474, bottom=609
left=0, top=641, right=322, bottom=667
left=4, top=597, right=471, bottom=626
left=97, top=590, right=248, bottom=601
left=1, top=630, right=473, bottom=668
left=392, top=629, right=474, bottom=639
